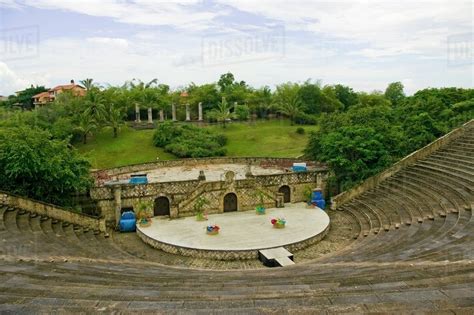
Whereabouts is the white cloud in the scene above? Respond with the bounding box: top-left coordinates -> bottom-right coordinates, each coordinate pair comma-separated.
86,37 -> 129,48
0,62 -> 50,94
7,0 -> 221,31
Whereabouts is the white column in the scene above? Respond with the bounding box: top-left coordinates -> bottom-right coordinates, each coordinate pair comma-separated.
185,104 -> 191,121
147,108 -> 153,124
198,102 -> 203,121
172,104 -> 177,121
135,104 -> 141,122
159,109 -> 164,122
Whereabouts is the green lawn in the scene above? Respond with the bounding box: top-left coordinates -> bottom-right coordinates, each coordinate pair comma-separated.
76,127 -> 175,169
208,120 -> 319,157
76,120 -> 319,169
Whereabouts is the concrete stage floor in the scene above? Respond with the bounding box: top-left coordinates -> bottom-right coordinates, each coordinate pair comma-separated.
137,203 -> 330,252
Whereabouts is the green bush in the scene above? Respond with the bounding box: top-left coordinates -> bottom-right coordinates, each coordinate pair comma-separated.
296,127 -> 305,134
294,112 -> 317,125
153,122 -> 227,158
0,126 -> 92,206
234,104 -> 250,120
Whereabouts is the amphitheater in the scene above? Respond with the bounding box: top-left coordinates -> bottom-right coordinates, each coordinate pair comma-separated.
0,120 -> 473,313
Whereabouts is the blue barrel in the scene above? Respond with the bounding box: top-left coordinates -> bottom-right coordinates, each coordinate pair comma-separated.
119,211 -> 136,232
311,189 -> 326,210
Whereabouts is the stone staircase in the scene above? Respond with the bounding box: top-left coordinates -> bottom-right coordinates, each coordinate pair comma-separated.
0,125 -> 473,313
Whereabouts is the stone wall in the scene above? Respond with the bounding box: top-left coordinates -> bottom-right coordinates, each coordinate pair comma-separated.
331,119 -> 474,210
0,191 -> 106,232
90,160 -> 329,225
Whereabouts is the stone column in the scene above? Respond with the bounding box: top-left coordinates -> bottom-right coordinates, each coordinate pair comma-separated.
198,102 -> 203,121
172,104 -> 177,121
135,104 -> 141,123
159,109 -> 164,122
185,104 -> 191,121
113,186 -> 122,226
147,108 -> 153,124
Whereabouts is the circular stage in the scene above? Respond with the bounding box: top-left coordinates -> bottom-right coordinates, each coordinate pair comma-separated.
136,203 -> 330,260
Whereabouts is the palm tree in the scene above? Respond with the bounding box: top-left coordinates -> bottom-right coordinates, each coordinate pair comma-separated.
275,83 -> 303,125
75,111 -> 97,144
80,78 -> 95,91
127,78 -> 159,122
83,88 -> 106,123
214,97 -> 234,128
104,103 -> 125,138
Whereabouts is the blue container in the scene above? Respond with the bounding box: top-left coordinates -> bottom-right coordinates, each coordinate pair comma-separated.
311,189 -> 326,210
129,175 -> 148,185
292,165 -> 307,172
119,211 -> 136,232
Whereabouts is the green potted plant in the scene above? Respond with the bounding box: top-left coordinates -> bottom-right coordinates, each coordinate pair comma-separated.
303,185 -> 313,208
136,200 -> 153,227
254,190 -> 266,215
194,196 -> 209,221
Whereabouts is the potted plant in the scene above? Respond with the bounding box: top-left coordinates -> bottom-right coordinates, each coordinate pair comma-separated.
136,200 -> 153,227
303,185 -> 314,208
254,190 -> 266,215
206,224 -> 220,235
271,218 -> 286,229
194,196 -> 209,221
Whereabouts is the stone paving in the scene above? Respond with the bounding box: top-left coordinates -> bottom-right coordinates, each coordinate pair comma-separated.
137,203 -> 329,252
123,163 -> 284,183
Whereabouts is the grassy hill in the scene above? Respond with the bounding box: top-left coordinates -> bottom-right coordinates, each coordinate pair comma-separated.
76,120 -> 319,169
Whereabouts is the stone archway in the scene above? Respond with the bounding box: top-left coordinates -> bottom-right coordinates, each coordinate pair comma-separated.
154,196 -> 170,216
278,185 -> 291,203
223,193 -> 238,212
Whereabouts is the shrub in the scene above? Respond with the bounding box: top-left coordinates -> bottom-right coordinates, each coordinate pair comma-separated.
0,126 -> 92,206
234,104 -> 250,120
294,112 -> 317,125
296,127 -> 305,134
153,123 -> 227,158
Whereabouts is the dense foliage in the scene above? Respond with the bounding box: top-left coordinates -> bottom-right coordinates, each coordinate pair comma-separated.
305,87 -> 474,192
0,126 -> 92,206
153,122 -> 227,158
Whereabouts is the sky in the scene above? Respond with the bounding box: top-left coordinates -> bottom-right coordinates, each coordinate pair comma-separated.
0,0 -> 472,96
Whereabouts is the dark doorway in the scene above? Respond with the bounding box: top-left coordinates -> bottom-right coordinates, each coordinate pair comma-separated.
154,197 -> 170,216
279,186 -> 291,203
223,193 -> 238,212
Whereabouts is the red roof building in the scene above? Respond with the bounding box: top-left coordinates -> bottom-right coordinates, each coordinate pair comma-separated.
32,80 -> 86,108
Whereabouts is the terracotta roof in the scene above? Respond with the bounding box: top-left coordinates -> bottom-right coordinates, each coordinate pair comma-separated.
51,84 -> 85,91
32,91 -> 50,99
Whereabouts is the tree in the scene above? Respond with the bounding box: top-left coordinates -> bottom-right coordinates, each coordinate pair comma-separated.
104,103 -> 125,138
83,87 -> 106,122
217,72 -> 235,92
80,78 -> 95,91
298,80 -> 323,114
384,82 -> 405,106
7,85 -> 48,109
211,97 -> 234,128
0,126 -> 92,206
75,111 -> 97,144
334,84 -> 359,110
305,126 -> 392,191
274,82 -> 303,125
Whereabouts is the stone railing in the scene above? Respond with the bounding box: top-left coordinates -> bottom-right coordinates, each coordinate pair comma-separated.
331,119 -> 474,210
0,191 -> 106,232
